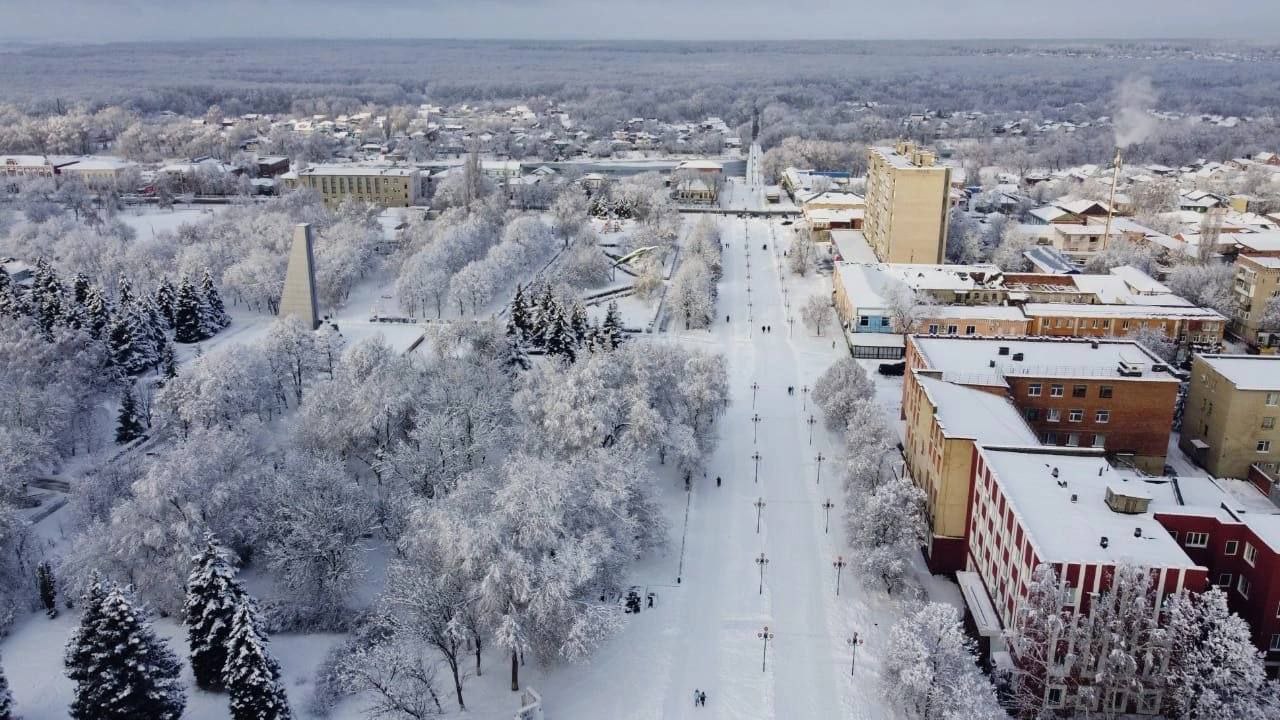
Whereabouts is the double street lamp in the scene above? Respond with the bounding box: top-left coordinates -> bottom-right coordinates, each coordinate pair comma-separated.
758,625 -> 775,673
752,413 -> 762,444
833,556 -> 848,596
754,497 -> 766,534
821,498 -> 834,534
751,451 -> 761,483
754,552 -> 769,595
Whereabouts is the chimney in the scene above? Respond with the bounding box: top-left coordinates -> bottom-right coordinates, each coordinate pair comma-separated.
998,346 -> 1010,356
1100,536 -> 1110,549
1070,494 -> 1078,503
1012,352 -> 1024,361
1090,340 -> 1100,349
1051,467 -> 1059,478
1134,527 -> 1142,538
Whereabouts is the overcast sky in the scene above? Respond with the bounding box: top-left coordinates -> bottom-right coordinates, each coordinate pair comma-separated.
4,0 -> 1280,42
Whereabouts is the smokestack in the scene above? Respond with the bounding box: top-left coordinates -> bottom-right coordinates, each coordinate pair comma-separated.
1103,148 -> 1122,248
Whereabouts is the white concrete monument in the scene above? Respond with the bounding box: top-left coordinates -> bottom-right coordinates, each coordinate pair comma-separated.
279,223 -> 319,330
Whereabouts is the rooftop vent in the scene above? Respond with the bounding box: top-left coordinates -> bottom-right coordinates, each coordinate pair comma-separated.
1152,363 -> 1168,373
1090,341 -> 1100,349
1051,467 -> 1059,478
1105,485 -> 1153,515
998,346 -> 1010,356
1012,352 -> 1025,362
1100,536 -> 1110,549
1117,359 -> 1145,377
989,360 -> 996,368
1134,527 -> 1143,538
1070,494 -> 1078,503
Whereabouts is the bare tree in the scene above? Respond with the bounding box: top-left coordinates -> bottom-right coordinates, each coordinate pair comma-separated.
800,294 -> 834,336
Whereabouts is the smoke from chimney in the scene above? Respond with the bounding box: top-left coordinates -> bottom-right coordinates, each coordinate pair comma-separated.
1113,75 -> 1158,149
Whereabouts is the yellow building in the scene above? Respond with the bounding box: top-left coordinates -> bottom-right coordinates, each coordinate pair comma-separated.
903,371 -> 1038,572
287,165 -> 422,208
1181,354 -> 1280,479
1231,254 -> 1280,350
864,142 -> 951,264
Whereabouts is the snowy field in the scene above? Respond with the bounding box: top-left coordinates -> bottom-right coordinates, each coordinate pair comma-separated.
116,204 -> 227,241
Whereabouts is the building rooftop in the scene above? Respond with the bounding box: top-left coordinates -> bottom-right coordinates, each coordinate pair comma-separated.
298,165 -> 417,177
912,336 -> 1178,386
1240,254 -> 1280,269
1021,303 -> 1223,320
916,374 -> 1039,446
1234,232 -> 1280,253
979,447 -> 1200,567
1197,354 -> 1280,391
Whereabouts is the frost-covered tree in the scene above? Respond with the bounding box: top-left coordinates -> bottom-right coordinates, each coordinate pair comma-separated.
173,275 -> 206,344
263,315 -> 317,405
37,559 -> 58,618
788,228 -> 817,276
846,474 -> 926,594
338,628 -> 445,719
990,226 -> 1037,272
65,580 -> 185,720
200,267 -> 231,335
1005,564 -> 1084,716
1126,324 -> 1178,363
115,382 -> 145,443
670,255 -> 714,329
1071,565 -> 1168,716
800,293 -> 834,336
223,598 -> 293,720
883,603 -> 1004,720
885,283 -> 933,334
1165,261 -> 1236,317
381,562 -> 472,710
813,357 -> 876,431
0,653 -> 11,720
600,301 -> 624,348
185,536 -> 245,691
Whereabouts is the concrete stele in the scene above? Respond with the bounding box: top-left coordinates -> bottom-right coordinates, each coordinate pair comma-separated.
279,223 -> 319,330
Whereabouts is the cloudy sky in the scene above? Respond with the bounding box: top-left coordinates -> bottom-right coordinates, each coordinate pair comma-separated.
4,0 -> 1280,42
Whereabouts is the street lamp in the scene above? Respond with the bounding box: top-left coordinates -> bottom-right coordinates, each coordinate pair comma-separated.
752,413 -> 762,444
822,499 -> 834,534
833,556 -> 847,596
815,452 -> 825,484
754,497 -> 766,534
802,385 -> 810,410
847,633 -> 863,676
806,415 -> 817,445
751,451 -> 761,483
758,625 -> 775,673
751,382 -> 760,409
755,552 -> 769,595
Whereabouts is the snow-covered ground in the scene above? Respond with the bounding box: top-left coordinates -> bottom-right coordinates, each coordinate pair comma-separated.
116,204 -> 226,241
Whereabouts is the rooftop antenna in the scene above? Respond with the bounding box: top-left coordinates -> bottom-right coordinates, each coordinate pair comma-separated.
1103,147 -> 1122,248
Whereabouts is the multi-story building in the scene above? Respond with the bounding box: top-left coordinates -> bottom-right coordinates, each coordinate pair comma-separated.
903,373 -> 1039,572
59,157 -> 135,190
904,336 -> 1180,473
1230,254 -> 1280,350
864,141 -> 951,264
286,165 -> 422,208
1022,303 -> 1226,348
1180,354 -> 1280,479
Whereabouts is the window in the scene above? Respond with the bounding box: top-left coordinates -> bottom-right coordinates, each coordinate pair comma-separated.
1046,686 -> 1065,708
1218,573 -> 1232,587
1184,531 -> 1209,548
1025,408 -> 1040,421
1268,392 -> 1280,406
1047,409 -> 1061,423
1072,384 -> 1087,398
1028,383 -> 1042,397
1069,409 -> 1084,422
965,325 -> 976,335
1265,417 -> 1276,429
1259,441 -> 1273,453
927,324 -> 938,334
1238,574 -> 1252,599
880,317 -> 891,327
946,325 -> 958,335
1067,433 -> 1080,447
1169,530 -> 1178,540
1095,410 -> 1110,423
1245,542 -> 1258,566
1225,540 -> 1239,556
1092,433 -> 1106,448
1050,384 -> 1064,397
1099,385 -> 1113,399
1044,431 -> 1058,444
859,316 -> 870,326
1271,634 -> 1280,652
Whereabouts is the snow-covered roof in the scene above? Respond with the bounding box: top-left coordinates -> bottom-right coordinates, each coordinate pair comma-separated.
829,231 -> 878,264
1021,303 -> 1223,321
676,159 -> 724,171
915,374 -> 1038,445
1198,354 -> 1280,391
978,447 -> 1200,568
912,336 -> 1178,385
1235,232 -> 1280,253
298,165 -> 417,177
1023,246 -> 1077,274
923,305 -> 1026,321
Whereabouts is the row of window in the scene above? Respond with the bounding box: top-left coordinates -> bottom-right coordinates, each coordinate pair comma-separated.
1028,383 -> 1113,399
1041,431 -> 1105,448
1026,408 -> 1110,424
1170,532 -> 1259,565
1046,687 -> 1161,714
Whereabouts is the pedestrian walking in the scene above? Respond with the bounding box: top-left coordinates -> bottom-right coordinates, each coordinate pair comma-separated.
700,691 -> 708,706
694,689 -> 701,707
716,476 -> 722,487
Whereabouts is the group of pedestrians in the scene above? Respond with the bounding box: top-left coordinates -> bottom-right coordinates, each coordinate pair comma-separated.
693,689 -> 708,707
760,325 -> 772,333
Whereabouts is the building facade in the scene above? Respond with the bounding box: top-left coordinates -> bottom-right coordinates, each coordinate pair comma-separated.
864,142 -> 951,264
1230,254 -> 1280,351
288,165 -> 422,207
1180,354 -> 1280,479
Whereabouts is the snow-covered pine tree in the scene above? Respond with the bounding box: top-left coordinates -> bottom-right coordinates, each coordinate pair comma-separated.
570,301 -> 590,348
200,268 -> 230,336
185,536 -> 245,692
116,383 -> 145,443
116,273 -> 134,307
602,300 -> 624,349
223,598 -> 292,720
546,298 -> 578,363
530,283 -> 556,349
107,312 -> 139,373
71,272 -> 92,305
125,301 -> 160,370
159,341 -> 177,381
66,583 -> 185,720
174,275 -> 206,344
36,560 -> 57,618
509,284 -> 532,338
503,322 -> 532,373
0,269 -> 16,318
31,257 -> 64,336
154,279 -> 177,327
140,295 -> 169,363
0,652 -> 12,720
84,284 -> 113,340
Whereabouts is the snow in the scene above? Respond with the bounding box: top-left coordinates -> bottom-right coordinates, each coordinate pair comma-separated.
914,374 -> 1038,445
1196,354 -> 1280,391
117,204 -> 226,241
912,336 -> 1179,384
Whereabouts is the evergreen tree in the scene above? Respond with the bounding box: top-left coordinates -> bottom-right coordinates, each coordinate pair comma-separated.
200,268 -> 230,336
502,325 -> 531,373
154,279 -> 177,327
174,276 -> 206,344
185,537 -> 245,692
223,598 -> 292,720
71,272 -> 92,305
138,296 -> 168,365
0,652 -> 12,720
0,269 -> 15,319
531,283 -> 556,349
117,273 -> 134,307
107,312 -> 143,374
602,300 -> 624,349
37,560 -> 57,618
159,341 -> 177,381
84,284 -> 113,340
570,302 -> 590,347
116,383 -> 145,443
545,298 -> 578,363
66,582 -> 185,720
31,257 -> 64,336
509,284 -> 532,339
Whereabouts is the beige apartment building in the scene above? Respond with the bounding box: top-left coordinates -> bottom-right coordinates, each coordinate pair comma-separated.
863,142 -> 951,264
287,165 -> 422,207
1231,254 -> 1280,351
1181,354 -> 1280,479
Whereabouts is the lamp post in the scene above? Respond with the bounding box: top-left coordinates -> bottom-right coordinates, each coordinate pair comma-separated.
751,451 -> 761,483
758,625 -> 775,673
833,556 -> 847,596
751,382 -> 759,409
807,415 -> 816,445
802,385 -> 810,410
847,633 -> 862,676
755,552 -> 769,595
752,413 -> 762,444
822,499 -> 834,534
754,497 -> 766,534
815,452 -> 825,484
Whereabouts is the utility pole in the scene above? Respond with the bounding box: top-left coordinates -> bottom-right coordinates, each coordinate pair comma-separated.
758,625 -> 775,673
815,452 -> 825,484
754,496 -> 766,533
833,556 -> 847,596
822,499 -> 834,534
751,382 -> 759,409
807,415 -> 817,445
847,633 -> 862,676
751,451 -> 761,483
752,414 -> 762,444
755,552 -> 769,595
